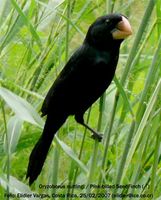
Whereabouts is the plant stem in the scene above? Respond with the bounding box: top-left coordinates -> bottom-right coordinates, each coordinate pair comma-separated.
71,108 -> 91,195
1,100 -> 10,200
98,91 -> 119,185
150,126 -> 161,197
51,143 -> 60,199
66,0 -> 70,62
121,79 -> 161,182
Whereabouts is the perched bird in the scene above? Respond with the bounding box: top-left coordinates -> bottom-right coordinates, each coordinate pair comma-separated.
26,13 -> 132,185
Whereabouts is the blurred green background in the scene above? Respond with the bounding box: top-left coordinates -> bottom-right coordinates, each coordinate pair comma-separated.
0,0 -> 161,199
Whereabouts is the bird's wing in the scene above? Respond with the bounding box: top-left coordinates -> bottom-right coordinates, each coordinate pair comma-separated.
41,46 -> 89,115
41,45 -> 110,116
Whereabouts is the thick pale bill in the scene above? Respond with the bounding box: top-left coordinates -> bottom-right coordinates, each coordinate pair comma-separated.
112,16 -> 132,40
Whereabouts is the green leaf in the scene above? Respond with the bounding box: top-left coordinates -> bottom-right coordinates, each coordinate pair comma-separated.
0,174 -> 37,200
114,75 -> 135,118
0,87 -> 44,128
11,0 -> 42,50
55,136 -> 88,174
122,78 -> 161,181
4,115 -> 22,154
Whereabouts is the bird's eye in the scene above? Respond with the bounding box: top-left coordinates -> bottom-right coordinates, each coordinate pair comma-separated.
105,19 -> 110,24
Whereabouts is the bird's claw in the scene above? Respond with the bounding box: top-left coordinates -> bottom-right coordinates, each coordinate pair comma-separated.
91,133 -> 103,142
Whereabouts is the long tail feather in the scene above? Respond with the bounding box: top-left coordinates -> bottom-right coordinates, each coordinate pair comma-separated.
26,113 -> 67,185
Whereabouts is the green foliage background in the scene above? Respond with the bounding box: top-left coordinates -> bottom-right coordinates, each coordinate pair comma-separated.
0,0 -> 161,199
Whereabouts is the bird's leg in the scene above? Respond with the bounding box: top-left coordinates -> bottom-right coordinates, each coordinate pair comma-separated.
81,122 -> 103,142
75,114 -> 103,142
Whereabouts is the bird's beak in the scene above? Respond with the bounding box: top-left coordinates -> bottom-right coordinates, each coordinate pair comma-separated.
112,16 -> 132,40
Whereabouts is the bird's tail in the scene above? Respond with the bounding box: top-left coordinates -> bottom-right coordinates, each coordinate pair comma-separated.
26,113 -> 67,185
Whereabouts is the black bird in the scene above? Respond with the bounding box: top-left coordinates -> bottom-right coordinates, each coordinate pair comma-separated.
26,13 -> 132,185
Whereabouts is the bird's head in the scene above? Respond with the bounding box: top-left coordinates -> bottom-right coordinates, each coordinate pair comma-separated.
84,13 -> 132,50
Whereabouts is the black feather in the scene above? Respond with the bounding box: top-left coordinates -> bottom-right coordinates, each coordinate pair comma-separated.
27,13 -> 127,185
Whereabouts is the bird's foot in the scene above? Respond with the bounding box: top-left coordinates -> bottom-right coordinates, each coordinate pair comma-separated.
91,132 -> 103,142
